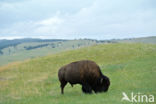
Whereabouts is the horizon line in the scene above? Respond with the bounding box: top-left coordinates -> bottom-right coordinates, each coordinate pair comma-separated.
0,35 -> 155,40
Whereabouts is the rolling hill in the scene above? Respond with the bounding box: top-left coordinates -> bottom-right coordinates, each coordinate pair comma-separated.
0,43 -> 156,104
0,36 -> 155,66
0,39 -> 104,66
117,36 -> 156,44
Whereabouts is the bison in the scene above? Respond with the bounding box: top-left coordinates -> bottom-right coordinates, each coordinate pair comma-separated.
58,60 -> 110,94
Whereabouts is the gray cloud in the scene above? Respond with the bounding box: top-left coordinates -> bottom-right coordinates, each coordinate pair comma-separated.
0,0 -> 156,39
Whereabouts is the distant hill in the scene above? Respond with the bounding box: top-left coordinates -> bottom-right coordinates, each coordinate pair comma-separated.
0,39 -> 105,66
116,36 -> 156,44
0,38 -> 67,50
0,36 -> 155,66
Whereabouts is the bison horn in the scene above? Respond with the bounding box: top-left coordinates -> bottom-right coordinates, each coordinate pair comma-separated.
100,78 -> 103,84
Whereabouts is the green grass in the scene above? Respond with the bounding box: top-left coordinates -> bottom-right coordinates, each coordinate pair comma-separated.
0,43 -> 156,104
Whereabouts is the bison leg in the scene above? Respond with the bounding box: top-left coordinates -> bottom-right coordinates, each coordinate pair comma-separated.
70,83 -> 73,87
60,81 -> 67,94
81,84 -> 92,94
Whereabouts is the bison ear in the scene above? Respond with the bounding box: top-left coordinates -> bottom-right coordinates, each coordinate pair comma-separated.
100,78 -> 103,84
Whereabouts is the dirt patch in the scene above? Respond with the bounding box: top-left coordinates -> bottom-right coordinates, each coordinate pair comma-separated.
0,77 -> 8,81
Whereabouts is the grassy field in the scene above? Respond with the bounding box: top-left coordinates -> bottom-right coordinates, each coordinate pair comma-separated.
0,43 -> 156,104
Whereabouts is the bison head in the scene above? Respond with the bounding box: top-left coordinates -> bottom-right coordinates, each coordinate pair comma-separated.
94,75 -> 110,93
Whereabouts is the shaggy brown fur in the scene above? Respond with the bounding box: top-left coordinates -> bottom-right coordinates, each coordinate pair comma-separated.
58,60 -> 110,94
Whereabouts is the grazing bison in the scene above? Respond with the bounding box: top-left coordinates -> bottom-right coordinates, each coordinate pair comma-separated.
58,60 -> 110,94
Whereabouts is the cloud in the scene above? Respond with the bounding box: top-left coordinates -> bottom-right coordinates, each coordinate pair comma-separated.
0,0 -> 156,39
34,15 -> 64,35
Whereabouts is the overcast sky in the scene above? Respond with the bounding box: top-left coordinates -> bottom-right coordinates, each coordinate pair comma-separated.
0,0 -> 156,39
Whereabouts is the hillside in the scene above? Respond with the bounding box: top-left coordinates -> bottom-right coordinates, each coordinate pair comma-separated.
0,43 -> 156,104
0,36 -> 155,66
0,39 -> 103,66
117,36 -> 156,44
